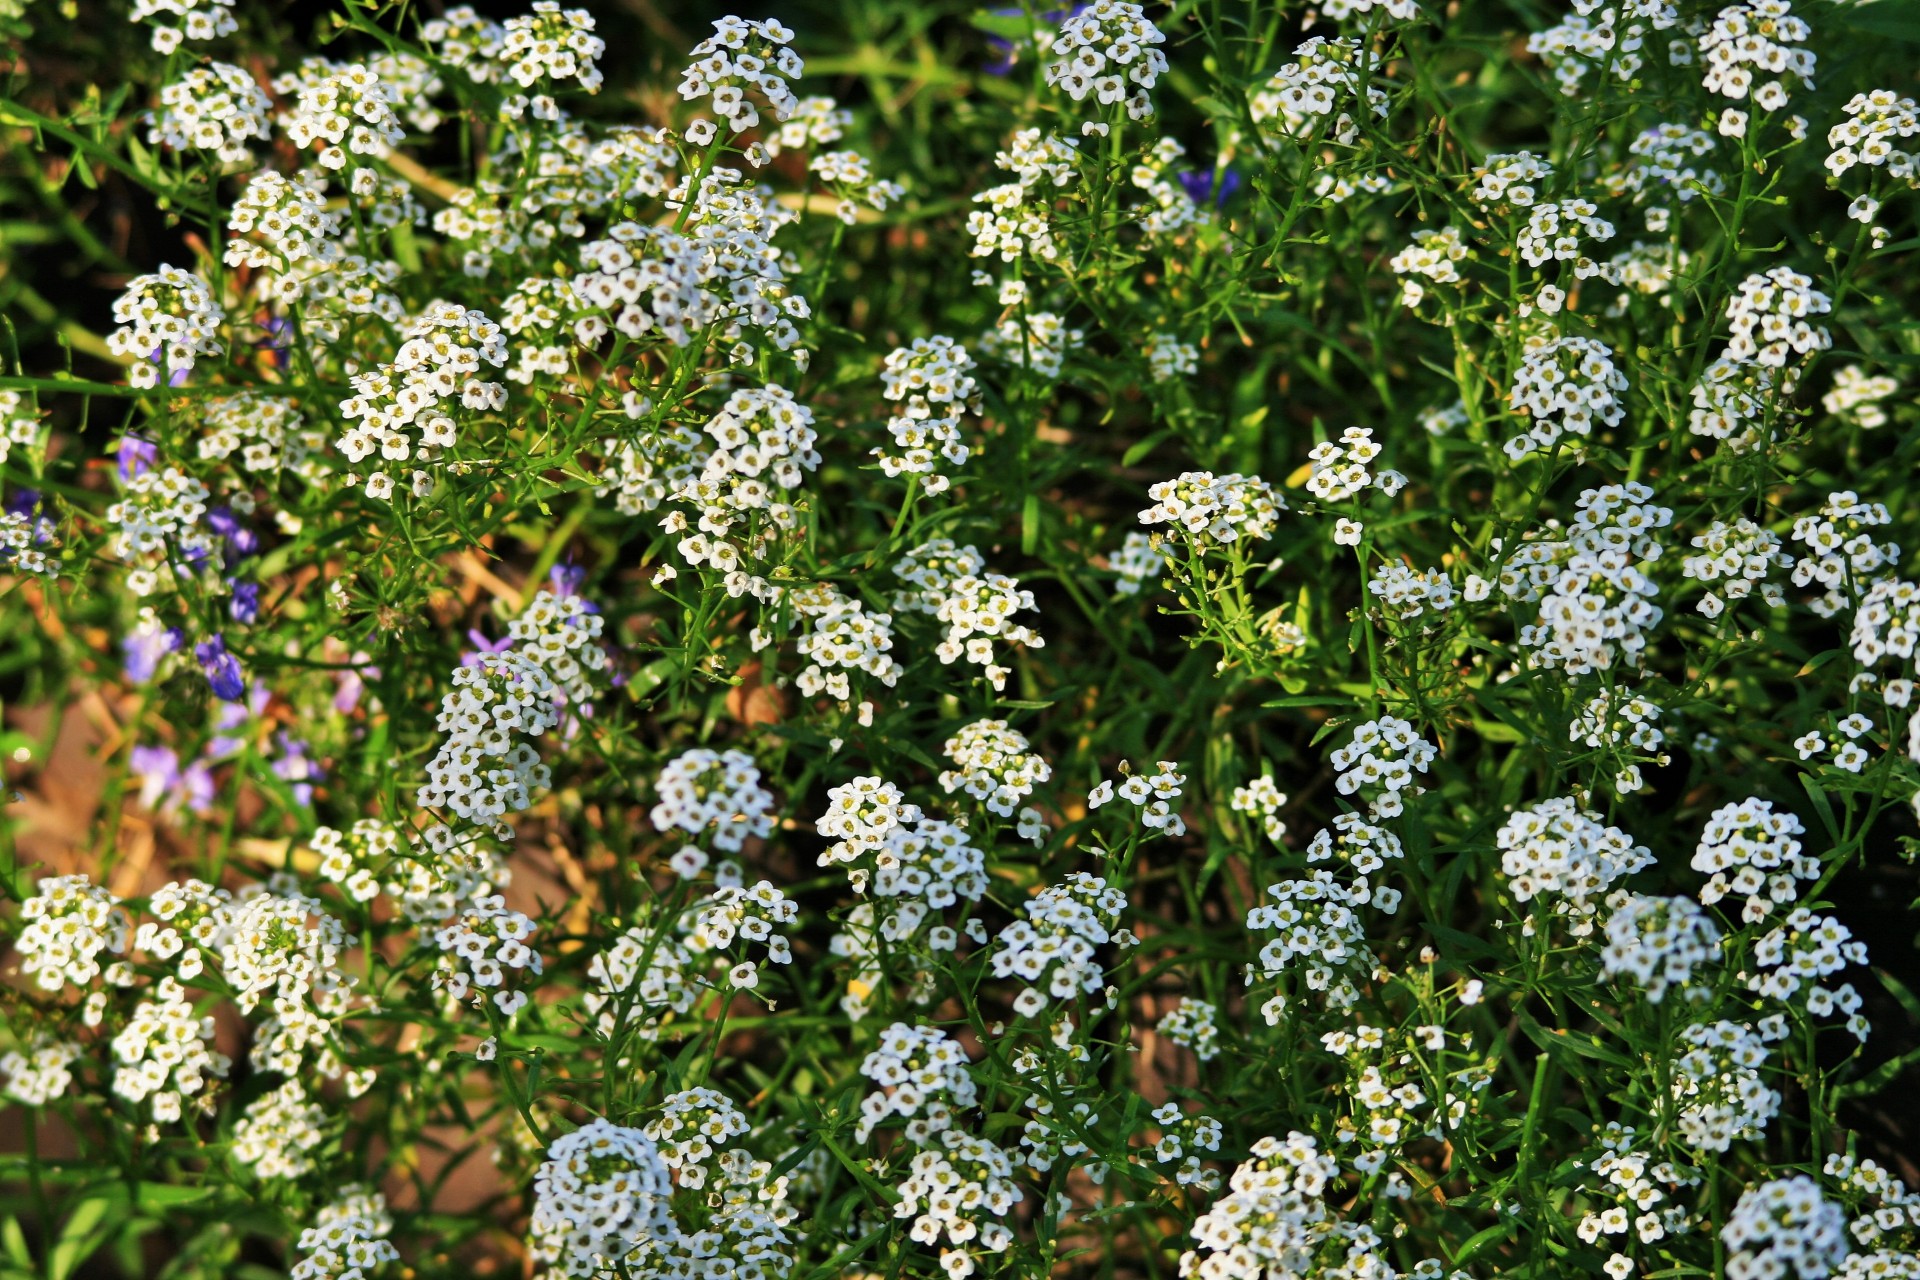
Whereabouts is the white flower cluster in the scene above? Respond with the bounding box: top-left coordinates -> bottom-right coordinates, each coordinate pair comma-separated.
1231,775 -> 1289,845
1749,909 -> 1870,1036
219,889 -> 357,1077
1323,1023 -> 1479,1158
1827,90 -> 1920,195
15,874 -> 128,992
969,130 -> 1078,266
1156,998 -> 1221,1061
892,1130 -> 1021,1276
1693,798 -> 1815,922
1178,1131 -> 1341,1280
291,1185 -> 400,1280
108,266 -> 225,388
431,892 -> 542,1016
1306,426 -> 1385,503
766,94 -> 850,157
1471,151 -> 1551,207
817,776 -> 918,871
1150,1102 -> 1224,1189
792,588 -> 901,706
1140,471 -> 1286,550
1722,1177 -> 1848,1280
1308,812 -> 1405,875
500,3 -> 606,100
1367,564 -> 1451,621
669,384 -> 822,573
149,63 -> 272,166
857,1023 -> 978,1142
1699,0 -> 1815,113
112,976 -> 231,1121
199,393 -> 320,478
1506,335 -> 1629,460
1251,821 -> 1405,1013
1601,894 -> 1722,1003
809,148 -> 906,225
1488,481 -> 1672,673
1,1034 -> 81,1107
1682,518 -> 1791,617
0,508 -> 57,579
1794,492 -> 1900,621
1529,0 -> 1679,98
107,466 -> 211,584
337,302 -> 509,500
499,277 -> 586,382
991,872 -> 1131,1018
1110,530 -> 1168,596
1390,226 -> 1469,307
584,923 -> 698,1040
128,0 -> 235,54
418,650 -> 559,834
1823,1154 -> 1920,1269
1515,198 -> 1615,277
644,1086 -> 749,1186
892,540 -> 1045,691
232,1080 -> 328,1179
1496,797 -> 1653,934
1144,332 -> 1199,382
1330,716 -> 1436,818
1043,0 -> 1168,118
507,588 -> 608,721
679,17 -> 802,133
1247,870 -> 1397,1017
978,310 -> 1083,377
874,336 -> 981,491
650,748 -> 777,853
685,879 -> 798,989
277,62 -> 407,170
1723,267 -> 1832,368
1672,1020 -> 1780,1153
221,168 -> 349,278
1823,365 -> 1900,429
939,719 -> 1052,816
1574,1125 -> 1701,1262
1089,759 -> 1188,837
529,1119 -> 678,1278
1570,690 -> 1667,793
1250,38 -> 1388,144
1610,123 -> 1724,206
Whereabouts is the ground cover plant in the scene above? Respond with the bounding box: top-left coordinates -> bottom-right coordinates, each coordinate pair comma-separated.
1,0 -> 1920,1275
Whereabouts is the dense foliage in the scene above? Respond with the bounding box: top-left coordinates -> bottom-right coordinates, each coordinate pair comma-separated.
1,0 -> 1920,1276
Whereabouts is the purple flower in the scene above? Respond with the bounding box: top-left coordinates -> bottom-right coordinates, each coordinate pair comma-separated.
194,634 -> 247,702
259,317 -> 294,371
230,581 -> 261,625
272,732 -> 321,806
982,5 -> 1079,75
130,745 -> 214,816
1177,168 -> 1241,207
117,437 -> 157,481
145,348 -> 191,389
462,628 -> 516,668
333,656 -> 378,715
206,507 -> 259,559
123,620 -> 184,684
4,489 -> 39,518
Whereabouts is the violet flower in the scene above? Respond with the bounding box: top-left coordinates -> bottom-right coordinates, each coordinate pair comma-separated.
117,437 -> 157,481
194,634 -> 247,702
123,619 -> 184,684
230,581 -> 261,625
130,745 -> 215,815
